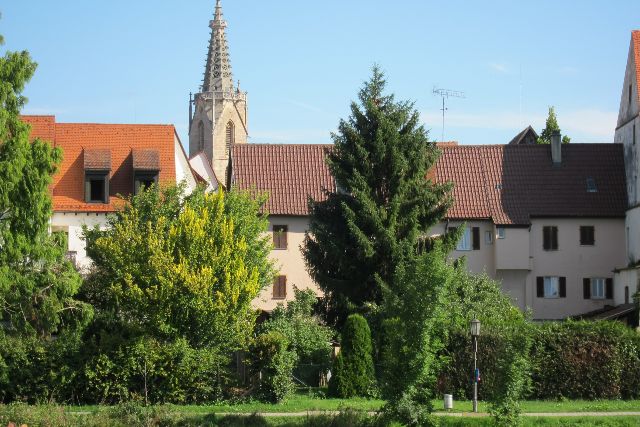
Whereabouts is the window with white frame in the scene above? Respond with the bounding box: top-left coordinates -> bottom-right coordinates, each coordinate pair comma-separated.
456,226 -> 471,251
496,227 -> 505,239
591,278 -> 605,299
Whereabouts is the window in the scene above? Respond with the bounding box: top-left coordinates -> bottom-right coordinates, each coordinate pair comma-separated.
85,172 -> 109,203
625,286 -> 630,304
134,172 -> 159,195
456,226 -> 471,251
273,275 -> 286,299
580,226 -> 595,246
536,276 -> 566,298
586,177 -> 597,193
273,225 -> 288,250
543,226 -> 558,251
583,277 -> 613,300
472,227 -> 480,250
225,121 -> 235,155
497,227 -> 505,239
485,230 -> 493,245
198,121 -> 205,151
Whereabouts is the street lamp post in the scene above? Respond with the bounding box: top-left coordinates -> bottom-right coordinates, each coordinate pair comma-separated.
470,318 -> 481,413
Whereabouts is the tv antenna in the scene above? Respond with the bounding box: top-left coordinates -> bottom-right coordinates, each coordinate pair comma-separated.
433,87 -> 465,142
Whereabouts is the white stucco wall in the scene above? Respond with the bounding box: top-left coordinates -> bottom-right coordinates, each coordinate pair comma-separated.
50,212 -> 109,271
175,135 -> 197,193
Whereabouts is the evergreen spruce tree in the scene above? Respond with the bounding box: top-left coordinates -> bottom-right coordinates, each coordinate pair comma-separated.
537,106 -> 571,144
0,31 -> 90,336
303,66 -> 453,326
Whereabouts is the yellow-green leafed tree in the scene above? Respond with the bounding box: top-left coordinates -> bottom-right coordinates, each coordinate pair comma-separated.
83,185 -> 274,350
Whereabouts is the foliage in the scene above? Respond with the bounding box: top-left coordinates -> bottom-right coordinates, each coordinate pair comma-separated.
0,31 -> 90,337
529,320 -> 640,400
379,247 -> 451,426
328,314 -> 376,398
536,106 -> 571,144
249,331 -> 297,403
260,288 -> 333,386
303,66 -> 454,328
83,186 -> 274,349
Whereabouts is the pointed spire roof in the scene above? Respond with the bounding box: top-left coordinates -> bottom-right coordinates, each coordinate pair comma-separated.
202,0 -> 234,93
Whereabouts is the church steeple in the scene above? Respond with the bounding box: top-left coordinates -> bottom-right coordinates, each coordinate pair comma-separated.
203,0 -> 234,94
189,0 -> 248,187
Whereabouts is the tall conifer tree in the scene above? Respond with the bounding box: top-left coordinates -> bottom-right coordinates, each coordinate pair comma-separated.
303,67 -> 453,326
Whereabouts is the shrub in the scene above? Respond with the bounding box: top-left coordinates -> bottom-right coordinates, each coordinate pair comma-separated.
249,331 -> 297,403
329,314 -> 376,398
260,288 -> 333,386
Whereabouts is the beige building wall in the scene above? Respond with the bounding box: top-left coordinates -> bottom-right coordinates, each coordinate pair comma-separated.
253,215 -> 321,311
50,212 -> 109,272
529,218 -> 626,319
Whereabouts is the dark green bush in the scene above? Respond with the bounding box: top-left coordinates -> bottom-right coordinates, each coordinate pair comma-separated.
248,331 -> 297,403
328,314 -> 376,398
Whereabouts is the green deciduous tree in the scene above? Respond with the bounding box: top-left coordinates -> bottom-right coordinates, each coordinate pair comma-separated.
303,66 -> 453,327
0,31 -> 90,337
328,313 -> 376,398
83,186 -> 274,349
537,106 -> 570,144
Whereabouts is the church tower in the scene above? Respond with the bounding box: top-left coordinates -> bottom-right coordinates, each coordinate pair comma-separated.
189,0 -> 248,185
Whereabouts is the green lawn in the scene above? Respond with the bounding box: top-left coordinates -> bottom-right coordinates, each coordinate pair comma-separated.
67,392 -> 640,415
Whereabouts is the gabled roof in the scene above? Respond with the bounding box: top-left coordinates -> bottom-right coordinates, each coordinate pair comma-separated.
232,144 -> 335,215
21,115 -> 180,213
231,142 -> 627,224
508,126 -> 539,145
633,30 -> 640,105
436,144 -> 627,225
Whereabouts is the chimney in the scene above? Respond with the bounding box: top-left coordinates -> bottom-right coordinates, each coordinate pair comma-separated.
551,130 -> 562,165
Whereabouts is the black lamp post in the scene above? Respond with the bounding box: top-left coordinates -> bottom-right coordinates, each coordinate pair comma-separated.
470,318 -> 481,413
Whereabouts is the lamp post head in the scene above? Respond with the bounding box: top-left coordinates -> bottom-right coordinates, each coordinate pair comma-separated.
470,318 -> 481,337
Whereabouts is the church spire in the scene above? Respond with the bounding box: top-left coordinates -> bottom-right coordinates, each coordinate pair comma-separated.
202,0 -> 234,93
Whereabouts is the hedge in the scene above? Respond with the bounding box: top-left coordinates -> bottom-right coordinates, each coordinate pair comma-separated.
439,320 -> 640,401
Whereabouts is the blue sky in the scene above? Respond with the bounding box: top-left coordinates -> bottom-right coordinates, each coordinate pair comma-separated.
2,1 -> 638,146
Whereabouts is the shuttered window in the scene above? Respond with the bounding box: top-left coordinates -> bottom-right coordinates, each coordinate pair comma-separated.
584,278 -> 613,299
580,226 -> 595,246
537,276 -> 566,298
273,275 -> 287,299
273,225 -> 288,249
543,226 -> 558,251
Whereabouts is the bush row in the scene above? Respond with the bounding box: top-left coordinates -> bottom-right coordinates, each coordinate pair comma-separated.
0,332 -> 229,405
439,320 -> 640,401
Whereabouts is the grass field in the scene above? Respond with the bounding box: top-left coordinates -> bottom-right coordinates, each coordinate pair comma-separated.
69,392 -> 640,415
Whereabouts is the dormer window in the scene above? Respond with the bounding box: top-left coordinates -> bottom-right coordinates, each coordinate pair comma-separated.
84,149 -> 111,204
132,149 -> 160,195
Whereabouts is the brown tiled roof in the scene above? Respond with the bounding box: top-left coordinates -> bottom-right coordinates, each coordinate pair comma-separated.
231,144 -> 335,215
633,30 -> 640,105
84,149 -> 111,170
232,142 -> 626,224
21,115 -> 178,213
132,149 -> 161,171
436,144 -> 627,225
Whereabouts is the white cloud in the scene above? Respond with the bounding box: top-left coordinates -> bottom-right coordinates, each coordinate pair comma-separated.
489,62 -> 510,74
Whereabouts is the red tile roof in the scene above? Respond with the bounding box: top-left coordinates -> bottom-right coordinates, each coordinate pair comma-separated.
232,143 -> 627,224
633,30 -> 640,105
21,115 -> 178,213
232,144 -> 335,215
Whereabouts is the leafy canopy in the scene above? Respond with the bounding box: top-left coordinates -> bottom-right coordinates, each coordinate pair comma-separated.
537,106 -> 570,144
0,30 -> 90,337
304,66 -> 453,326
83,185 -> 274,349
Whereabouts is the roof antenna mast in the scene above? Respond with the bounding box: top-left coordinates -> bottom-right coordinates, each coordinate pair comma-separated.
432,87 -> 465,142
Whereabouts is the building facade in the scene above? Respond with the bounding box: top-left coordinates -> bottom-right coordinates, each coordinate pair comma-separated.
22,115 -> 199,270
